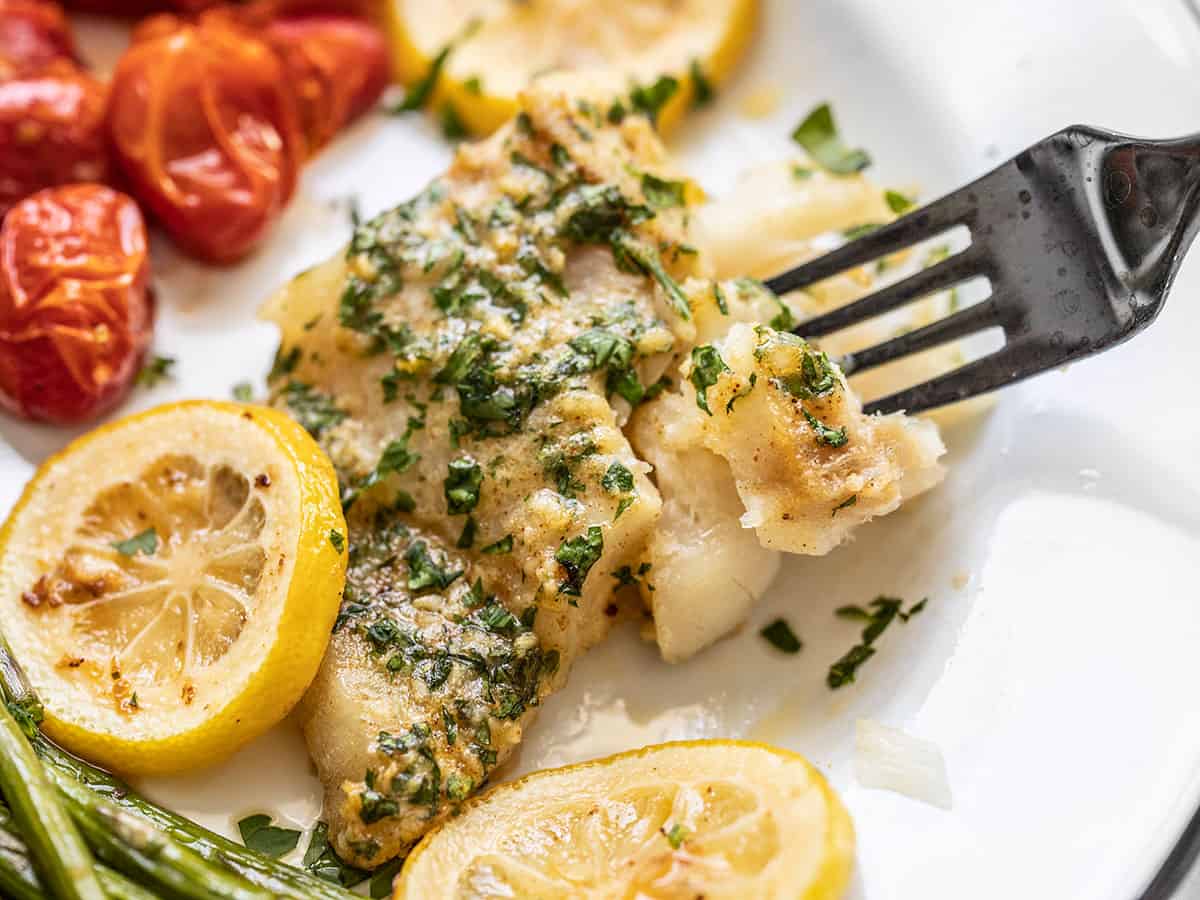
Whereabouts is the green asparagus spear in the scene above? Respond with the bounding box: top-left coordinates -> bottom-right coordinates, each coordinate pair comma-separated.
0,695 -> 106,900
60,779 -> 270,900
0,804 -> 158,900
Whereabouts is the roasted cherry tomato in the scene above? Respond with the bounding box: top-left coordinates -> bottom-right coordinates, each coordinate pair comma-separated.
259,15 -> 389,156
0,62 -> 109,218
61,0 -> 221,17
0,185 -> 152,424
0,0 -> 77,78
107,18 -> 303,264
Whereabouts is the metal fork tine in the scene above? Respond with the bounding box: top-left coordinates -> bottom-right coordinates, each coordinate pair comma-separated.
863,347 -> 1021,415
840,298 -> 1002,376
796,250 -> 982,338
764,191 -> 973,296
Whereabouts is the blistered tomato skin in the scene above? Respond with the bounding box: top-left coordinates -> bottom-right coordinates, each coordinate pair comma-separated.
107,20 -> 303,264
0,185 -> 152,424
260,16 -> 390,156
0,63 -> 109,218
0,0 -> 78,77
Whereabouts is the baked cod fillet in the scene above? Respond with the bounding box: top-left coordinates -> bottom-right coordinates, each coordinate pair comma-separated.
263,91 -> 696,867
262,89 -> 944,865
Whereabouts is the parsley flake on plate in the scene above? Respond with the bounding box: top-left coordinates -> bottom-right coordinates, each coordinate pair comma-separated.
791,103 -> 872,175
760,618 -> 802,654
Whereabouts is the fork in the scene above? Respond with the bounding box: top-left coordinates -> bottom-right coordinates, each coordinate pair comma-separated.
765,126 -> 1200,415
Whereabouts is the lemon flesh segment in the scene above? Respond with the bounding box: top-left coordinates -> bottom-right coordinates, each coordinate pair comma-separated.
386,0 -> 759,136
395,740 -> 855,900
0,401 -> 346,776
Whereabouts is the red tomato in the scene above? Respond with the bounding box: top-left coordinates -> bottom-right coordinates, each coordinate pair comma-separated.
0,185 -> 152,424
259,15 -> 390,156
0,63 -> 110,219
0,0 -> 78,78
107,19 -> 303,264
60,0 -> 222,17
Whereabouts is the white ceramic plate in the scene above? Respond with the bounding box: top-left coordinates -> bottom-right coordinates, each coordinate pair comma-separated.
5,1 -> 1200,897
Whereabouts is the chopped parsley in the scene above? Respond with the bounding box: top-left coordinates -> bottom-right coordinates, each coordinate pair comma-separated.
760,618 -> 802,654
444,456 -> 483,515
791,103 -> 871,175
270,345 -> 301,379
329,530 -> 346,553
802,408 -> 849,448
689,344 -> 728,415
404,540 -> 463,593
302,822 -> 370,887
569,328 -> 646,405
136,355 -> 175,388
885,189 -> 915,214
237,814 -> 301,858
232,381 -> 254,402
689,58 -> 714,107
111,528 -> 157,557
641,173 -> 687,209
610,231 -> 690,320
828,596 -> 927,688
456,516 -> 477,549
629,74 -> 679,125
342,434 -> 421,508
665,823 -> 689,849
280,381 -> 346,438
480,534 -> 513,554
792,164 -> 814,180
832,494 -> 858,515
440,102 -> 468,141
725,372 -> 757,414
392,44 -> 451,112
601,461 -> 634,494
555,526 -> 603,596
611,561 -> 652,590
713,282 -> 729,315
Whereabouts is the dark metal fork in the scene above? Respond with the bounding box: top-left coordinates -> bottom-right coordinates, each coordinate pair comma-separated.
766,126 -> 1200,414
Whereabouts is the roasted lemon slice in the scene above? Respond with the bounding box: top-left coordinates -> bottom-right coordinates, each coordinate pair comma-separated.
395,740 -> 855,899
0,401 -> 346,776
386,0 -> 758,136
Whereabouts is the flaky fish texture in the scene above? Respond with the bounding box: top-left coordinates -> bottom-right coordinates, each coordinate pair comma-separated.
262,89 -> 944,865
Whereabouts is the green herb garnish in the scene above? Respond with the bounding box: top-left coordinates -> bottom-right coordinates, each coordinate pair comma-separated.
689,344 -> 728,415
828,596 -> 927,688
601,461 -> 634,494
760,618 -> 802,654
802,409 -> 848,447
329,530 -> 345,553
136,355 -> 175,388
111,528 -> 157,557
444,456 -> 483,515
665,823 -> 689,849
791,103 -> 871,175
689,58 -> 713,107
641,173 -> 687,209
237,814 -> 302,858
555,526 -> 603,596
629,74 -> 679,124
885,189 -> 915,214
481,534 -> 513,555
